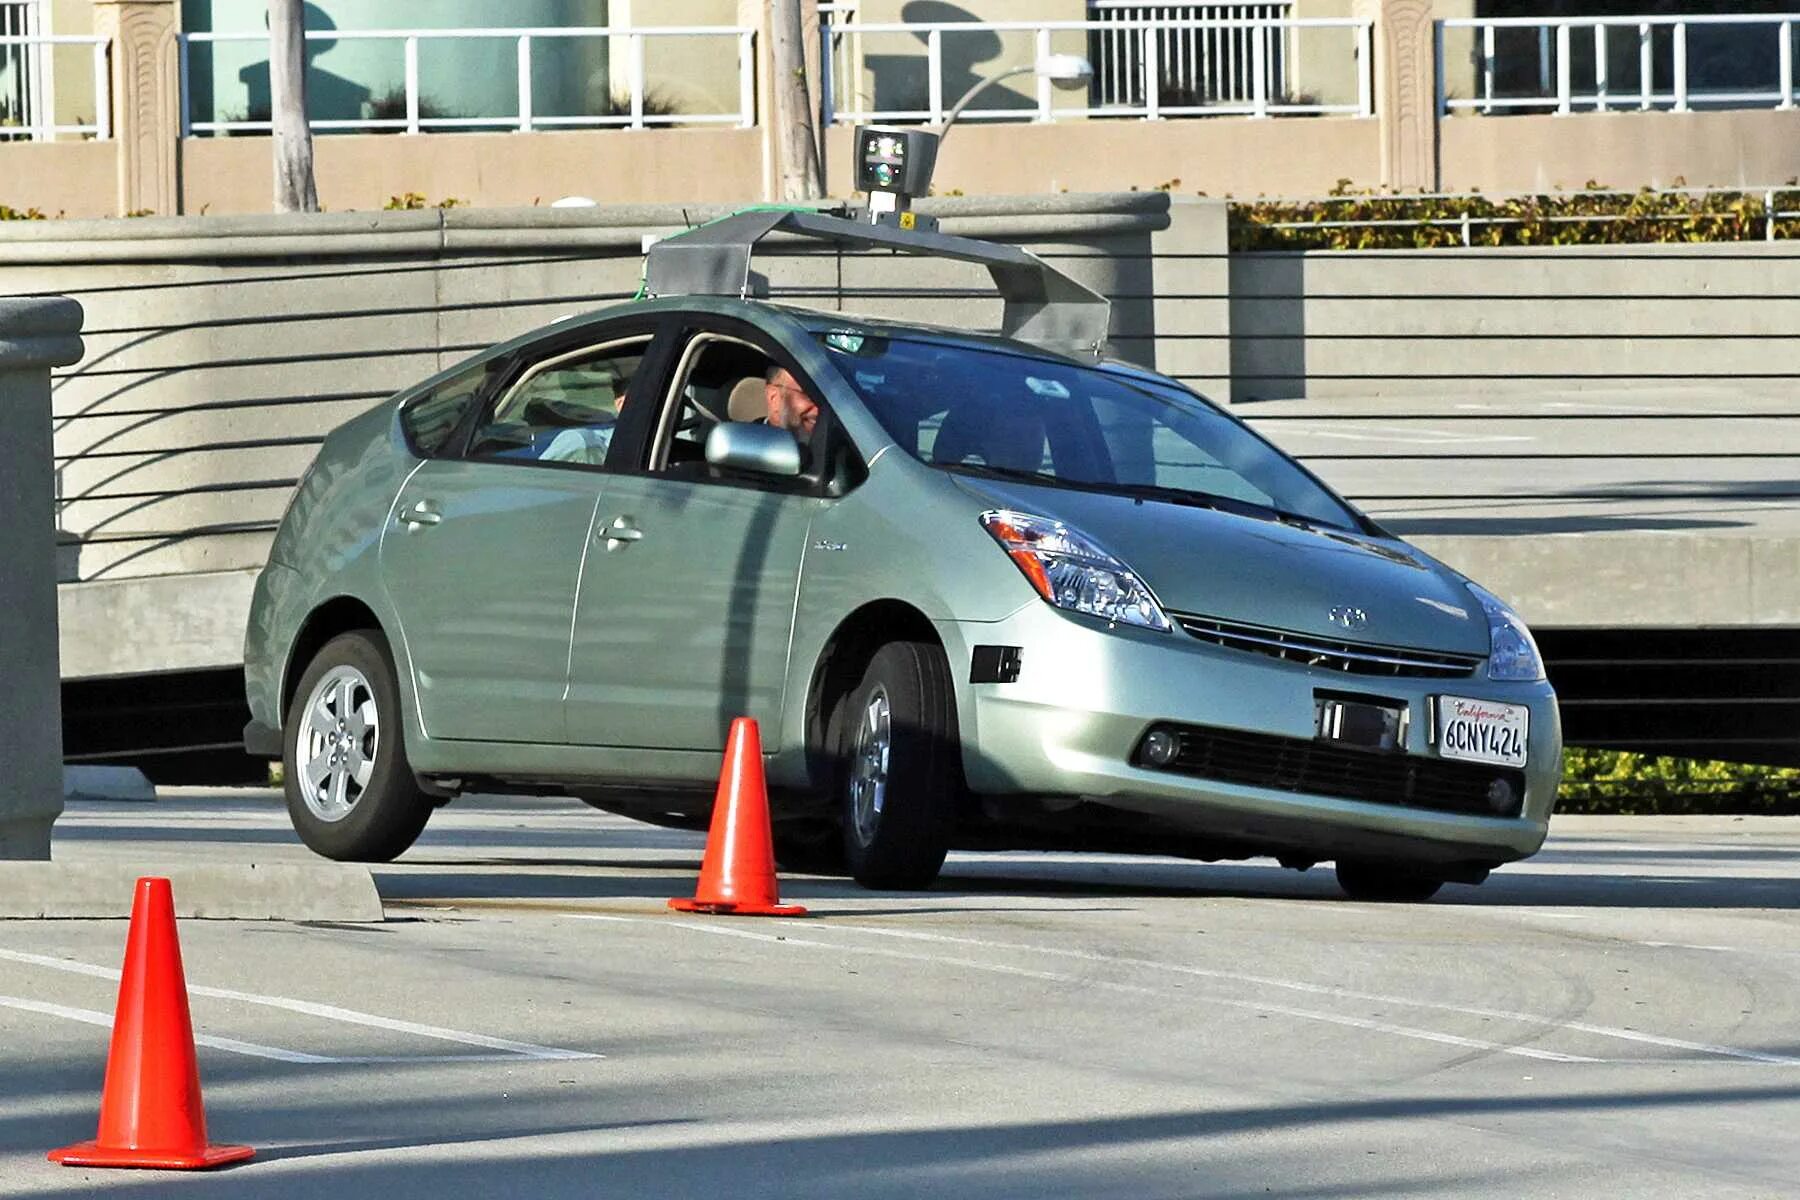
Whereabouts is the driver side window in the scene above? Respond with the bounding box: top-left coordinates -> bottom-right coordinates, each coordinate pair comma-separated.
468,336 -> 649,468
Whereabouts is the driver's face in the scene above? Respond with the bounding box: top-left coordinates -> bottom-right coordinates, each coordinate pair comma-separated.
765,367 -> 819,436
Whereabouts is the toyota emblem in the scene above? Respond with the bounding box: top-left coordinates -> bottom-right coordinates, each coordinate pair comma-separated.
1327,606 -> 1368,630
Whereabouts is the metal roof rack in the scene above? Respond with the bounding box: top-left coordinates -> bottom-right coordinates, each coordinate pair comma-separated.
641,207 -> 1112,358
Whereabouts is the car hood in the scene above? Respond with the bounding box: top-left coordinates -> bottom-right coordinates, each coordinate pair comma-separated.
953,477 -> 1490,655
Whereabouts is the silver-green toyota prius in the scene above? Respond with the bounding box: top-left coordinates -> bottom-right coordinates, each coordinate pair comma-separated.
244,210 -> 1560,902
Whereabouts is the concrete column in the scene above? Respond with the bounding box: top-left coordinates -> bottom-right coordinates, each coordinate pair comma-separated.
92,0 -> 180,217
1359,0 -> 1439,191
0,298 -> 85,861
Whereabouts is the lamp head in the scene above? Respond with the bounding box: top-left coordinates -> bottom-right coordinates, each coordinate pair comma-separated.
1037,54 -> 1094,90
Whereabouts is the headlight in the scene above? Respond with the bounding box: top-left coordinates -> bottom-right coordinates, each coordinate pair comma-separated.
980,510 -> 1171,632
1466,582 -> 1544,682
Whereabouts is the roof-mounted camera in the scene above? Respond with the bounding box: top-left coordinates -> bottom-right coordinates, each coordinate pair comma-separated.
853,126 -> 940,233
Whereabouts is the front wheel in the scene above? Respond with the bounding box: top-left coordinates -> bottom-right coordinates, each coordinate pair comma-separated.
284,629 -> 433,863
838,640 -> 961,890
1335,859 -> 1446,903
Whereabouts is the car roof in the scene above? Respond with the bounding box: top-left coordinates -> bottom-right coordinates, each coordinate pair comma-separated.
410,293 -> 1175,406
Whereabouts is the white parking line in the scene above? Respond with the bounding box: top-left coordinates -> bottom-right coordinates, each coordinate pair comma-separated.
813,924 -> 1800,1068
1642,941 -> 1800,961
0,947 -> 598,1062
0,994 -> 334,1063
576,916 -> 1594,1064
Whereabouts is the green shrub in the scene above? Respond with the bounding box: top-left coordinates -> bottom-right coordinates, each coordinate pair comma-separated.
1558,747 -> 1800,815
0,203 -> 46,220
1232,179 -> 1800,251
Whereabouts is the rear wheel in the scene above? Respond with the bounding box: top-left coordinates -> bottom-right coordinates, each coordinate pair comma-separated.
838,640 -> 960,890
284,630 -> 433,863
1335,859 -> 1445,903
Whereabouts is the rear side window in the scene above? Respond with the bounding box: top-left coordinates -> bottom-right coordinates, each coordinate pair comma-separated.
400,363 -> 491,458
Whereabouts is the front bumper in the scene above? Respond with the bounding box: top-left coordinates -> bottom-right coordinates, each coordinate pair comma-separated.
936,603 -> 1561,867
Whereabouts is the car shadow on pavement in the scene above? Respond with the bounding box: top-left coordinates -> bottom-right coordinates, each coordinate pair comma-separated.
12,1079 -> 1800,1198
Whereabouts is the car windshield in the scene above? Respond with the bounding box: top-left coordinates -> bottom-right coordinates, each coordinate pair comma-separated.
816,333 -> 1360,530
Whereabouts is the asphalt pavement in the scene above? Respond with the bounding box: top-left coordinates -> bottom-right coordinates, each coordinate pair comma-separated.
3,791 -> 1797,1198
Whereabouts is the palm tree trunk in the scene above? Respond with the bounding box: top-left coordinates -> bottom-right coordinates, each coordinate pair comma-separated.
769,0 -> 824,200
269,0 -> 318,212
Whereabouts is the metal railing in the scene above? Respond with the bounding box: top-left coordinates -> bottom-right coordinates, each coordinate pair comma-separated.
819,9 -> 1370,124
1441,13 -> 1800,116
1239,185 -> 1800,247
0,32 -> 109,139
177,25 -> 756,136
1088,1 -> 1294,111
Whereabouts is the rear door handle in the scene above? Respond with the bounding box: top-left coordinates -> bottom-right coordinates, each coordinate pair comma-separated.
599,515 -> 643,547
396,500 -> 442,530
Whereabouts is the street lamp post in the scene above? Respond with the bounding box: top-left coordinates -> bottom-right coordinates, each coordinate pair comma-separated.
938,53 -> 1094,149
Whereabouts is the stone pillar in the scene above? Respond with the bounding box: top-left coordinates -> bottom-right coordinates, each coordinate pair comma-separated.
0,298 -> 84,860
1359,0 -> 1438,192
92,0 -> 180,217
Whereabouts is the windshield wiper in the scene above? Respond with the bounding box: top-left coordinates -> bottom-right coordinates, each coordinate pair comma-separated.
941,464 -> 1352,531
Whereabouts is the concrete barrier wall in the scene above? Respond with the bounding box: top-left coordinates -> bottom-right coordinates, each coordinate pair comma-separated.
5,193 -> 1221,679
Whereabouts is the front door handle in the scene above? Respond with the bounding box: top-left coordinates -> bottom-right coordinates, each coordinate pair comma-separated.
396,500 -> 442,530
599,515 -> 644,548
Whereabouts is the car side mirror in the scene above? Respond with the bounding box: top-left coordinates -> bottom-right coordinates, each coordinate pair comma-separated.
705,422 -> 802,478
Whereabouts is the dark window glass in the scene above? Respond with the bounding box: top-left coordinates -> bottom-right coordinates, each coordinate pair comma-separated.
818,333 -> 1359,530
468,338 -> 649,467
400,363 -> 490,458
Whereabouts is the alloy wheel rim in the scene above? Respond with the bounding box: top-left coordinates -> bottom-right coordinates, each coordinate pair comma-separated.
849,686 -> 892,846
298,665 -> 380,823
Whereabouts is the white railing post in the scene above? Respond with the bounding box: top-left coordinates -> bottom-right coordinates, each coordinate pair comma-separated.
1672,21 -> 1688,112
24,2 -> 44,139
93,37 -> 110,139
1142,23 -> 1159,120
926,27 -> 942,122
630,32 -> 645,128
1555,22 -> 1571,114
1251,19 -> 1268,116
1481,22 -> 1495,114
1781,21 -> 1794,110
517,35 -> 532,131
1768,188 -> 1778,241
739,30 -> 756,128
1035,26 -> 1052,121
404,35 -> 420,132
1358,20 -> 1373,118
1594,23 -> 1608,112
1537,24 -> 1551,97
177,33 -> 192,136
1638,22 -> 1651,110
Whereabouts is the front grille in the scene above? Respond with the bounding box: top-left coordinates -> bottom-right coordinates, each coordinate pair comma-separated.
1171,612 -> 1482,680
1145,723 -> 1525,819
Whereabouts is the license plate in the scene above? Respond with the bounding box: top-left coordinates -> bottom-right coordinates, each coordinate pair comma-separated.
1435,696 -> 1530,768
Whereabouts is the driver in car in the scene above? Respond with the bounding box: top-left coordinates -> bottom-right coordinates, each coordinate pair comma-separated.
763,365 -> 819,441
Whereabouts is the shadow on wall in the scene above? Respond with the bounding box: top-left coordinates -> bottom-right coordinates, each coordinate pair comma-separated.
235,4 -> 371,125
1228,253 -> 1306,403
866,2 -> 1038,116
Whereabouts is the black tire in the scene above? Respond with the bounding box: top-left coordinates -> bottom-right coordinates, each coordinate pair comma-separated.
772,819 -> 849,876
283,629 -> 433,863
1335,859 -> 1445,903
838,640 -> 960,890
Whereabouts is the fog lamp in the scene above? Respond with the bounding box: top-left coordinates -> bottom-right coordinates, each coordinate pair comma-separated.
1486,776 -> 1518,814
1141,729 -> 1180,768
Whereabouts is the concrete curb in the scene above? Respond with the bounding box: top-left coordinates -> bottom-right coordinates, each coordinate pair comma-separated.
63,766 -> 156,804
0,863 -> 384,921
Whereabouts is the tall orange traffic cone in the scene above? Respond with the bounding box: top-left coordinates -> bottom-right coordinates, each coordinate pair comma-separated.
669,718 -> 808,917
49,877 -> 255,1171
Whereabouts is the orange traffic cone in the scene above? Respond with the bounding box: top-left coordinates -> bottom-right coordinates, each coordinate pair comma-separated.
49,877 -> 255,1171
669,718 -> 808,917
